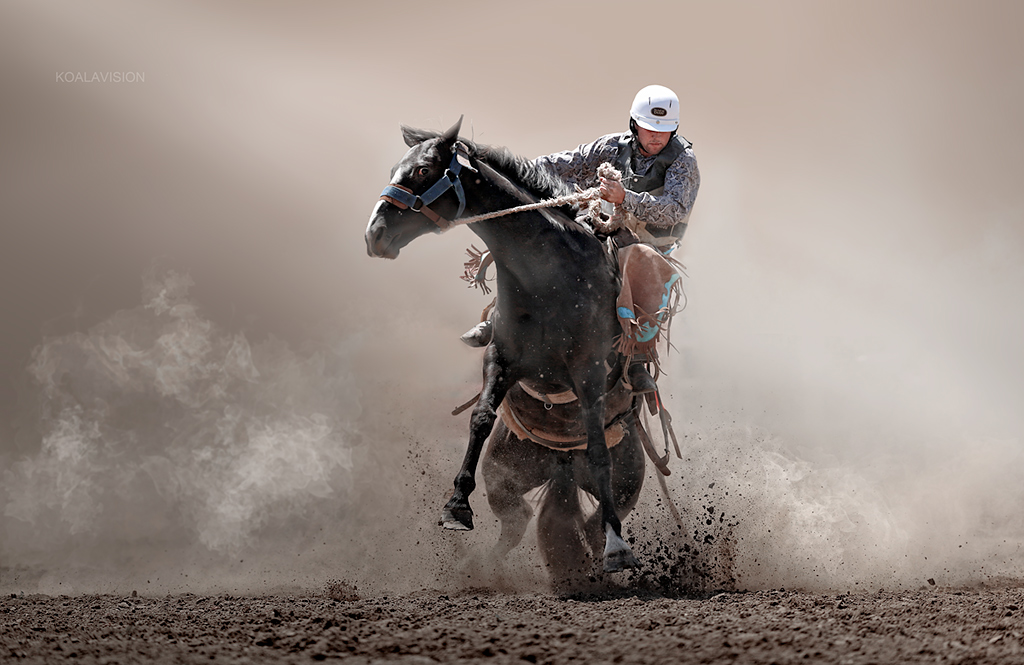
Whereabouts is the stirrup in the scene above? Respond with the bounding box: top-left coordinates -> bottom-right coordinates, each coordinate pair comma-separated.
460,320 -> 493,348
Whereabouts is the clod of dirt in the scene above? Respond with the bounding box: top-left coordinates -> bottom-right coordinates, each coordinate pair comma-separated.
323,578 -> 359,601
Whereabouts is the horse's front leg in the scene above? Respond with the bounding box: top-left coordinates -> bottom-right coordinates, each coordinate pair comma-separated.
440,344 -> 513,531
577,362 -> 639,573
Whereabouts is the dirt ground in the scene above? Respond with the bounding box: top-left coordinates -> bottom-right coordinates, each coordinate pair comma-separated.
3,583 -> 1023,664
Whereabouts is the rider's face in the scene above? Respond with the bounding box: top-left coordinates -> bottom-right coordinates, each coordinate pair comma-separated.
636,127 -> 672,157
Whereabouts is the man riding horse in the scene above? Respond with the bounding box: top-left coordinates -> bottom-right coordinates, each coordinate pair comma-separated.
366,86 -> 699,578
461,84 -> 701,394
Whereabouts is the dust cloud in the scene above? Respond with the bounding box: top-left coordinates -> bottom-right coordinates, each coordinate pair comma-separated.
1,0 -> 1023,596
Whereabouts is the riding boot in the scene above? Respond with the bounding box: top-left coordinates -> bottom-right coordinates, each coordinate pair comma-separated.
626,357 -> 658,395
460,319 -> 493,348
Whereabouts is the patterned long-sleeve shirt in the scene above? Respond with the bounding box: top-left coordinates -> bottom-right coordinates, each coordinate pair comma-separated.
534,132 -> 700,231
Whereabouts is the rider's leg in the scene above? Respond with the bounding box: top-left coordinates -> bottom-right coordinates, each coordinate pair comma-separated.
461,298 -> 496,347
626,352 -> 658,395
460,319 -> 493,347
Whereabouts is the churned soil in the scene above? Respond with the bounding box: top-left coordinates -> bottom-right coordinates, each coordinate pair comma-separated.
3,583 -> 1024,664
2,582 -> 1024,659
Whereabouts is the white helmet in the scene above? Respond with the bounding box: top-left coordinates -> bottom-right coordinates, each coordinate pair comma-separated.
629,84 -> 679,133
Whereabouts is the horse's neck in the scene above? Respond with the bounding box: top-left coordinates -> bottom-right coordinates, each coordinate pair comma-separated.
465,161 -> 564,275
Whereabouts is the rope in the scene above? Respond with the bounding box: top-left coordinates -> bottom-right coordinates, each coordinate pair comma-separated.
451,162 -> 624,227
452,186 -> 603,226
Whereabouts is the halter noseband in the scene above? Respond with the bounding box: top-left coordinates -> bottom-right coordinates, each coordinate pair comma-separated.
379,142 -> 474,231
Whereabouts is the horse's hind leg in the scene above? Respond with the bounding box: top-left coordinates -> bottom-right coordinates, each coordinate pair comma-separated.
482,421 -> 553,560
537,453 -> 592,590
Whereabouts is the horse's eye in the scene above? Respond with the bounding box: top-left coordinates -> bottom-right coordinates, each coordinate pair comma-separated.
418,167 -> 430,177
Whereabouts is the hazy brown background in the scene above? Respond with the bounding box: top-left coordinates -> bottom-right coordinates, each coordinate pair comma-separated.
1,0 -> 1023,595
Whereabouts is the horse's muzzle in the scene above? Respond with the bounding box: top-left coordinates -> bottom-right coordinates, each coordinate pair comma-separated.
365,203 -> 398,259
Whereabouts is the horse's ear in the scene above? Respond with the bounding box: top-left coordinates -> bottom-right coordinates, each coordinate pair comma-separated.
401,125 -> 430,147
439,115 -> 463,147
399,117 -> 461,148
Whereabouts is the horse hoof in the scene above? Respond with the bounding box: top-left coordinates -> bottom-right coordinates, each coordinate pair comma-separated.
603,549 -> 639,573
602,522 -> 638,573
439,506 -> 474,531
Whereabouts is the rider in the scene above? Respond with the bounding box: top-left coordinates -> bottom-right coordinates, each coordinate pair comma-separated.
461,84 -> 700,394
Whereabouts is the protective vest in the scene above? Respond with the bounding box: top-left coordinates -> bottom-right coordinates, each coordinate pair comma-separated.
613,134 -> 691,248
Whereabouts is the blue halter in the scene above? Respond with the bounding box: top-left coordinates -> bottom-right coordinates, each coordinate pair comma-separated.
379,142 -> 472,230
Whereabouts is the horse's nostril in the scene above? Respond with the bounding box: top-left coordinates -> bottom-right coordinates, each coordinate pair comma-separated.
366,221 -> 387,256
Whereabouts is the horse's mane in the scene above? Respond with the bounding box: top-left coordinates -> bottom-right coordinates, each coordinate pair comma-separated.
470,143 -> 572,201
401,126 -> 592,235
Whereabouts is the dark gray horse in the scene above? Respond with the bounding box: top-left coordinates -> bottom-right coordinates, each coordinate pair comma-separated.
365,118 -> 645,577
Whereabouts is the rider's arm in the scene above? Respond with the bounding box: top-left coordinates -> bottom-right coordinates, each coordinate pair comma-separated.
621,150 -> 700,229
534,134 -> 621,190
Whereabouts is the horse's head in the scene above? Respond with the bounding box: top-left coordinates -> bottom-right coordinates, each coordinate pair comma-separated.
365,116 -> 470,259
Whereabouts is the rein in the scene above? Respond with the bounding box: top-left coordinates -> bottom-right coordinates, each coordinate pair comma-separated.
379,141 -> 607,230
452,160 -> 623,228
453,186 -> 603,227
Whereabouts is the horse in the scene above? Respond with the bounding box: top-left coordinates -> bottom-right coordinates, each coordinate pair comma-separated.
364,117 -> 647,579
